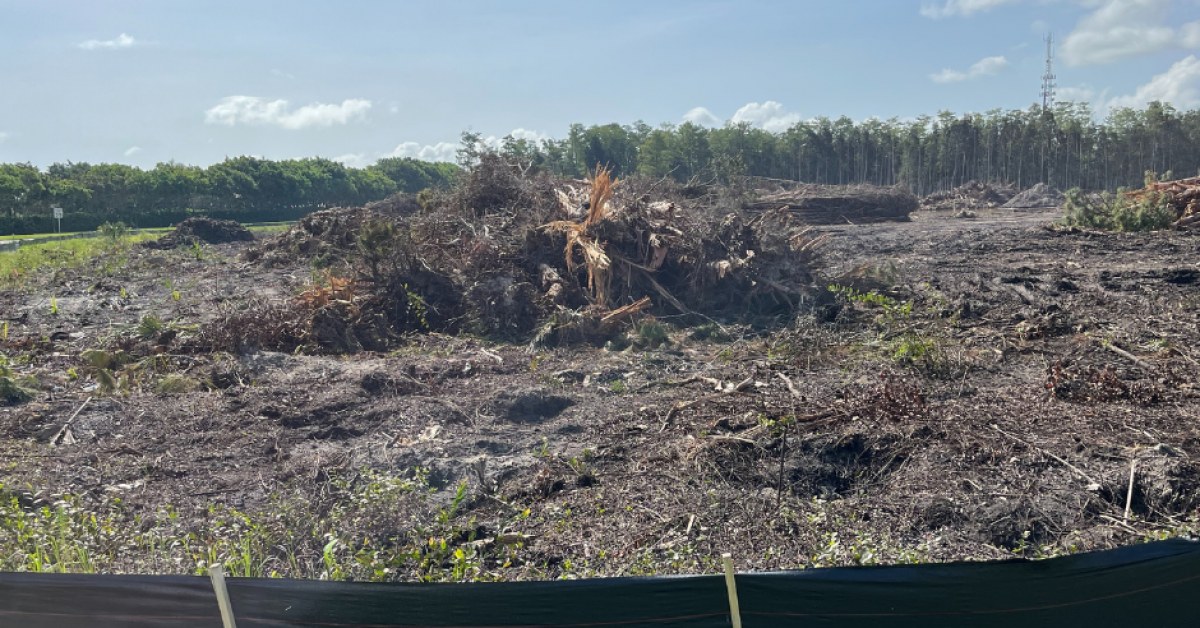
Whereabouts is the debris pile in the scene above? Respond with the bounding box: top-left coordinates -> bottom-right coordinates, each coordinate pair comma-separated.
239,153 -> 827,351
244,194 -> 421,264
745,184 -> 917,224
921,181 -> 1017,211
145,217 -> 254,250
1125,176 -> 1200,229
1003,183 -> 1065,209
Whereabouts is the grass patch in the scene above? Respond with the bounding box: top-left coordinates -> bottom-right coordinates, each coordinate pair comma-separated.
0,233 -> 159,286
0,470 -> 524,581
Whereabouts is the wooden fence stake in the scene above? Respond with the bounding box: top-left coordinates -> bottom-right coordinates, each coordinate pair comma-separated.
209,564 -> 239,628
722,553 -> 743,628
1124,459 -> 1138,523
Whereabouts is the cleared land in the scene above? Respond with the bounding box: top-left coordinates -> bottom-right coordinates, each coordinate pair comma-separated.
0,192 -> 1197,581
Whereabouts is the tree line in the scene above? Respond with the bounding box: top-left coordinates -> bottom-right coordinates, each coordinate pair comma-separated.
0,157 -> 458,234
490,101 -> 1200,196
4,100 -> 1199,235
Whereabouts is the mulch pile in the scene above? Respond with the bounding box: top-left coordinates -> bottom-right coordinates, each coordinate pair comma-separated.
145,217 -> 255,250
745,184 -> 916,224
1003,183 -> 1065,209
921,181 -> 1017,211
238,154 -> 828,352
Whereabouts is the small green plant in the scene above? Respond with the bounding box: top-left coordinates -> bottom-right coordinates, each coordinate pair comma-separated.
635,321 -> 669,349
137,315 -> 164,340
97,221 -> 129,241
609,380 -> 627,394
172,289 -> 181,302
48,297 -> 58,316
0,357 -> 36,405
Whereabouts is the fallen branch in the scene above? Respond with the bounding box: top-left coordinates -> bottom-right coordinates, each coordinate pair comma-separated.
50,396 -> 91,447
990,424 -> 1101,487
1104,341 -> 1153,370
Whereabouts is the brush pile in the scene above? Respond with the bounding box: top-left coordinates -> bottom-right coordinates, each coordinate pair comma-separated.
1124,176 -> 1200,230
243,195 -> 421,264
242,153 -> 827,351
921,181 -> 1017,211
144,217 -> 254,250
744,184 -> 916,224
1004,183 -> 1065,209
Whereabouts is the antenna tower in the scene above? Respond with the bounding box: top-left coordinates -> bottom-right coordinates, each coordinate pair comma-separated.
1041,33 -> 1057,111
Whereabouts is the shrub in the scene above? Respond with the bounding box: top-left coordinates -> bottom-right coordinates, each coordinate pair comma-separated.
1061,188 -> 1175,232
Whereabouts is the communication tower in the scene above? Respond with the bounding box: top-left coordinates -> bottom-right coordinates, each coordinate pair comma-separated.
1041,34 -> 1057,111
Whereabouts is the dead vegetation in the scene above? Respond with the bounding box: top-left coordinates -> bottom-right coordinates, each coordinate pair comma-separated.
2,162 -> 1200,581
921,181 -> 1018,212
236,152 -> 828,352
745,184 -> 917,224
144,217 -> 255,250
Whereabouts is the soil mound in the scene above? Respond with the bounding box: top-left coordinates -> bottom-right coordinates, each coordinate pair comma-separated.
921,181 -> 1017,211
145,217 -> 254,249
745,184 -> 916,224
1004,183 -> 1065,209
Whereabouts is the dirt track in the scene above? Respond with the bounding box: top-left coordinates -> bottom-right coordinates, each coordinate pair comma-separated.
2,207 -> 1199,578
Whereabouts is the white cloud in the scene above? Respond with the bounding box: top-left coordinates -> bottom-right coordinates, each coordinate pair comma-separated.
1108,55 -> 1200,109
1061,0 -> 1200,67
78,33 -> 136,50
333,153 -> 371,168
920,0 -> 1025,19
124,146 -> 142,156
204,96 -> 372,129
270,69 -> 295,80
0,132 -> 8,145
1057,84 -> 1098,102
731,101 -> 801,132
485,128 -> 548,146
682,107 -> 721,127
383,142 -> 458,162
1031,19 -> 1050,33
930,55 -> 1010,83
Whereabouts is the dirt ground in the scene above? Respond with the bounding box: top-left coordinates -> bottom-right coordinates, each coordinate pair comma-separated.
2,205 -> 1199,579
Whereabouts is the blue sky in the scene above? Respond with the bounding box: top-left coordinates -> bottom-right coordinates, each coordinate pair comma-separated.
3,0 -> 1200,168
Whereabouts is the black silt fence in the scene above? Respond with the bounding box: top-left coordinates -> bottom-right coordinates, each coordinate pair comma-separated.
0,538 -> 1197,628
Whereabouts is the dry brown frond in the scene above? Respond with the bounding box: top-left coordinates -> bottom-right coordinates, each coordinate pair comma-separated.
586,164 -> 618,227
297,272 -> 357,310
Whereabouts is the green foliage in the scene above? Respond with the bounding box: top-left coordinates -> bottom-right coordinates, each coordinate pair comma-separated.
0,232 -> 159,286
97,221 -> 129,241
0,355 -> 36,405
1061,188 -> 1176,232
137,315 -> 164,340
634,321 -> 669,349
1,157 -> 458,237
